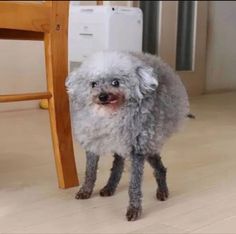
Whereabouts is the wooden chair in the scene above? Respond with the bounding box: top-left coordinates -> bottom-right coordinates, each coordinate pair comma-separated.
0,1 -> 79,188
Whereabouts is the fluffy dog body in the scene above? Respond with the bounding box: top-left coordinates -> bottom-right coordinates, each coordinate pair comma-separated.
66,51 -> 189,221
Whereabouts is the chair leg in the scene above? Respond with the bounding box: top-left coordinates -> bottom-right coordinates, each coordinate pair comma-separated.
43,5 -> 79,188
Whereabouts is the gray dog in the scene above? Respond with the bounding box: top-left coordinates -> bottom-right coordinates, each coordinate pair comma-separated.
66,51 -> 189,221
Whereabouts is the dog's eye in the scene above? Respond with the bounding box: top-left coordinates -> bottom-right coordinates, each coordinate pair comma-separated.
91,81 -> 97,88
111,79 -> 120,87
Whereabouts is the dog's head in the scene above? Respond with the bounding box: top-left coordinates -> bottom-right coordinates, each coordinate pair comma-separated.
66,51 -> 158,111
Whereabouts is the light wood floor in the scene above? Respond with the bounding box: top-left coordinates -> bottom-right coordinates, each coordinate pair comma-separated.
0,92 -> 236,233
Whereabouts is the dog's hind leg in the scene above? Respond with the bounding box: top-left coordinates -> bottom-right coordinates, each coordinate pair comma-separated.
100,153 -> 125,197
75,152 -> 99,199
126,152 -> 145,221
147,154 -> 169,201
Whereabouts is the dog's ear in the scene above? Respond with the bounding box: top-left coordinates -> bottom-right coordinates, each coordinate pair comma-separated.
65,71 -> 78,98
136,66 -> 158,96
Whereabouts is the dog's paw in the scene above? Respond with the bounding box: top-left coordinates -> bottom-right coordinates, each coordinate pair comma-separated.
75,190 -> 92,200
126,205 -> 142,221
99,186 -> 115,197
156,188 -> 169,201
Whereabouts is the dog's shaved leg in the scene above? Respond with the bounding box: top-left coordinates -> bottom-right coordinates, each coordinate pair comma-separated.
100,153 -> 125,197
75,152 -> 99,199
147,154 -> 169,201
126,152 -> 145,221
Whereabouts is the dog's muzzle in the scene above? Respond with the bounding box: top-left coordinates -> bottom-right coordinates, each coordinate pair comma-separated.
94,92 -> 124,106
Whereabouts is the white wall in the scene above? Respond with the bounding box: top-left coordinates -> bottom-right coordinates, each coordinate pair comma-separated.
206,1 -> 236,91
0,40 -> 46,111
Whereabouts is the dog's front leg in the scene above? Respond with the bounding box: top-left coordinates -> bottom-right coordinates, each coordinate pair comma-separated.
75,151 -> 99,199
126,151 -> 145,221
100,153 -> 125,197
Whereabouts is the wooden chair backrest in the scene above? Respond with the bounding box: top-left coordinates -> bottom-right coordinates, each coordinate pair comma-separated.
0,1 -> 69,41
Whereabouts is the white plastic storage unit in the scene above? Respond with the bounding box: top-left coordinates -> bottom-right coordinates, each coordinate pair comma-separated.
69,4 -> 143,71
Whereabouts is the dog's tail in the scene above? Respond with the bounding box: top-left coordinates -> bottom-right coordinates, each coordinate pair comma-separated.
187,113 -> 196,119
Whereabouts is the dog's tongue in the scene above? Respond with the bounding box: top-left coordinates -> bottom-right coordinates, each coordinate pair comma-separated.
108,94 -> 118,103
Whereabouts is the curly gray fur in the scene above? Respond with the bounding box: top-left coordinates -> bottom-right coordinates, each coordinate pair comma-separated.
66,51 -> 189,221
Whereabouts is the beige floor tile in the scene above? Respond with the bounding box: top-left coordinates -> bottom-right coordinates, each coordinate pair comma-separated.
193,216 -> 236,233
129,223 -> 186,234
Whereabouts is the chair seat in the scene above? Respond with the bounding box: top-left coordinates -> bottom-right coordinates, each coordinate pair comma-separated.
0,1 -> 50,32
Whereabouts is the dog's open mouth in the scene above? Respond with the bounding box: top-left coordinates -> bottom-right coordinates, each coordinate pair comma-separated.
101,94 -> 118,105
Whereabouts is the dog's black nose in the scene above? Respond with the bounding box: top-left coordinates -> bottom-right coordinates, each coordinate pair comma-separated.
99,93 -> 109,102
